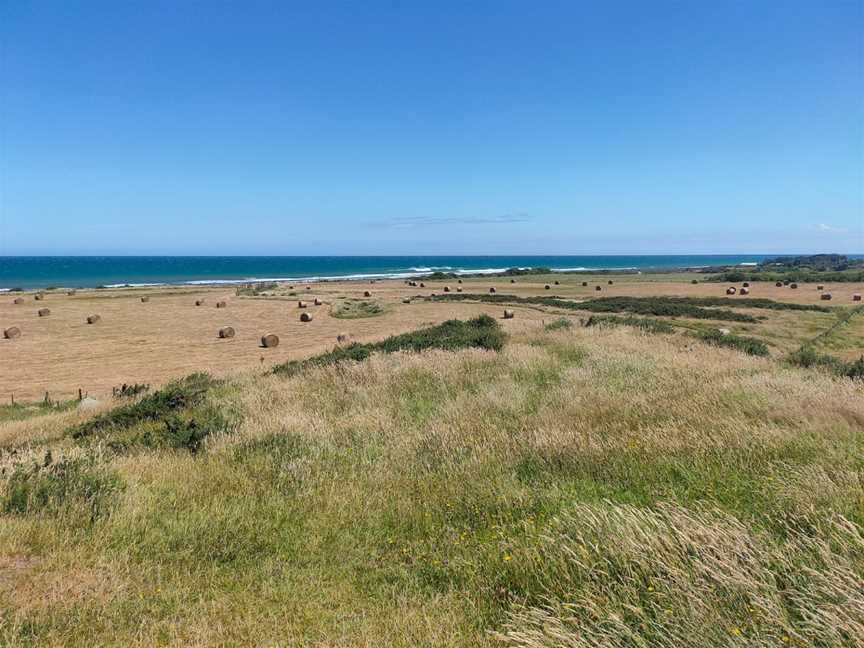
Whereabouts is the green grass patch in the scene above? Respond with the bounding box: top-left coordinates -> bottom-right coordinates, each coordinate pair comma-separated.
2,456 -> 121,520
695,329 -> 769,356
0,399 -> 78,423
273,315 -> 505,376
330,298 -> 386,319
543,318 -> 573,331
583,314 -> 675,334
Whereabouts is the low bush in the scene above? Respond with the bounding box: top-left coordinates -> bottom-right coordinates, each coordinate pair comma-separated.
432,294 -> 760,322
273,315 -> 505,376
584,314 -> 675,334
69,373 -> 232,452
695,329 -> 769,356
112,382 -> 150,399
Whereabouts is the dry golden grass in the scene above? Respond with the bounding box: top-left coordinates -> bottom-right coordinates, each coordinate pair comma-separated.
1,317 -> 862,646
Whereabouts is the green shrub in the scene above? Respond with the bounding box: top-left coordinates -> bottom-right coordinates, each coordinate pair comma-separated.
273,315 -> 504,376
72,373 -> 214,440
68,373 -> 233,452
584,315 -> 675,334
695,330 -> 769,356
843,356 -> 864,379
788,347 -> 864,379
432,294 -> 761,322
112,382 -> 150,399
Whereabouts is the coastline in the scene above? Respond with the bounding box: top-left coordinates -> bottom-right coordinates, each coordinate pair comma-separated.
0,255 -> 783,291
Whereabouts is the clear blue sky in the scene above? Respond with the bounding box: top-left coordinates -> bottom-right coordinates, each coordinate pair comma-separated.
1,1 -> 862,255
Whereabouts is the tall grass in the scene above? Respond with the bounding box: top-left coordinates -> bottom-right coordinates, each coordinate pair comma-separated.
1,322 -> 862,646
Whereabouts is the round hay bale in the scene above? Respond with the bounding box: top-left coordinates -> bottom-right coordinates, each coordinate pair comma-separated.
582,281 -> 588,287
13,297 -> 24,305
289,285 -> 295,290
260,334 -> 279,348
306,286 -> 311,290
195,299 -> 205,306
4,326 -> 21,339
219,326 -> 235,339
691,279 -> 698,284
595,286 -> 602,291
790,283 -> 798,289
216,301 -> 227,308
38,308 -> 50,317
86,314 -> 101,324
544,284 -> 551,290
608,280 -> 614,285
457,279 -> 463,284
336,332 -> 350,343
740,287 -> 750,295
364,290 -> 372,297
403,297 -> 411,304
820,293 -> 832,301
419,282 -> 426,288
140,296 -> 150,303
443,286 -> 451,292
554,280 -> 560,285
489,287 -> 496,294
510,279 -> 516,283
34,293 -> 44,301
742,282 -> 750,288
853,293 -> 861,302
300,312 -> 313,322
503,309 -> 514,319
298,300 -> 307,308
775,281 -> 783,287
456,287 -> 463,292
817,284 -> 824,290
726,287 -> 737,295
314,297 -> 322,306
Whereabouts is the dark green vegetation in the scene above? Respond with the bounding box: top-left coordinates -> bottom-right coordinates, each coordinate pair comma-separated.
583,314 -> 675,334
111,382 -> 150,399
788,346 -> 864,379
330,298 -> 385,319
273,315 -> 505,376
762,253 -> 857,269
70,373 -> 234,452
695,329 -> 770,356
710,254 -> 864,283
432,293 -> 764,322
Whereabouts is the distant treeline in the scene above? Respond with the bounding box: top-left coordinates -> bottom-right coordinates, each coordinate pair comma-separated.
708,269 -> 864,283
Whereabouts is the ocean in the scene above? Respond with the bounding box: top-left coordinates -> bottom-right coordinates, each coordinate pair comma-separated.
0,254 -> 791,290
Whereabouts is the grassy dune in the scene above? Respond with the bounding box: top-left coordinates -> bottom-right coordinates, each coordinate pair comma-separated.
1,319 -> 863,646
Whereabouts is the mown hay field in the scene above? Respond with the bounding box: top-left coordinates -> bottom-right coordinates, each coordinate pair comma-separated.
1,275 -> 861,402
